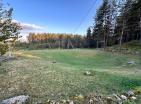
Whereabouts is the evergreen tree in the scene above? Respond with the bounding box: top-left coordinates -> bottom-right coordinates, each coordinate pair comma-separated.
115,0 -> 141,48
93,0 -> 112,48
130,0 -> 141,42
86,27 -> 92,48
90,0 -> 141,49
93,1 -> 105,48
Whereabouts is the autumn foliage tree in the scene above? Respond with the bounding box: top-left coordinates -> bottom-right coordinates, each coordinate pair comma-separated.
26,33 -> 86,49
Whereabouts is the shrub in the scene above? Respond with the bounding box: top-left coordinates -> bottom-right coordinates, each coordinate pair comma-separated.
0,42 -> 8,56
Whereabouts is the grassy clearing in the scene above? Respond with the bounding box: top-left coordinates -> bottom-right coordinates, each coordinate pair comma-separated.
0,49 -> 141,103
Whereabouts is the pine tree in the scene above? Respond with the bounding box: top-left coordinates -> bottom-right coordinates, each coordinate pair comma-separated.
86,27 -> 92,48
93,0 -> 112,48
116,0 -> 141,48
93,1 -> 105,48
130,0 -> 141,42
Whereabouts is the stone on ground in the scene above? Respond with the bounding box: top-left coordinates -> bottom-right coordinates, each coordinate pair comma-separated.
1,95 -> 29,104
84,71 -> 91,76
131,96 -> 136,100
120,95 -> 127,100
127,61 -> 135,65
126,90 -> 135,97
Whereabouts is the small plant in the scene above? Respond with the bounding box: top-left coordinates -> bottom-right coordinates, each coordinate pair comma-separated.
134,87 -> 141,95
0,43 -> 8,56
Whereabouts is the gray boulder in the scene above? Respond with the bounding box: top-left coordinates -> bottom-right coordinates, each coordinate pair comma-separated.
126,90 -> 134,97
127,61 -> 135,65
131,96 -> 136,100
1,95 -> 29,104
69,101 -> 74,104
113,94 -> 122,104
120,95 -> 127,100
84,71 -> 91,76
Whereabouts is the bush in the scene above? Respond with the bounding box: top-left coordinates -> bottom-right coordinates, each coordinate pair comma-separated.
0,43 -> 8,56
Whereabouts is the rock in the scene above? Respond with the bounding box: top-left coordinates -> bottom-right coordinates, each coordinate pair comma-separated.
106,97 -> 113,104
130,96 -> 136,100
84,71 -> 91,76
55,102 -> 59,104
88,99 -> 93,104
107,97 -> 112,100
69,101 -> 74,104
47,100 -> 55,104
51,101 -> 56,104
135,51 -> 139,55
46,99 -> 51,103
120,95 -> 127,100
126,90 -> 134,97
60,99 -> 66,103
1,95 -> 29,104
93,97 -> 98,102
113,94 -> 122,104
77,94 -> 84,100
96,95 -> 103,102
56,102 -> 60,104
127,61 -> 135,65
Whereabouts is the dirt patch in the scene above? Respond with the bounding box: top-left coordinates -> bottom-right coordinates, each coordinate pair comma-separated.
15,51 -> 40,59
76,50 -> 98,57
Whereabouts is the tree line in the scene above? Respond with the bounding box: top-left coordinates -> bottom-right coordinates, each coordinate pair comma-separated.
0,0 -> 140,55
18,33 -> 88,49
87,0 -> 141,49
23,0 -> 141,49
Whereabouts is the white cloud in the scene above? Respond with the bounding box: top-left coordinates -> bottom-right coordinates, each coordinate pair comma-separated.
21,23 -> 43,30
12,20 -> 47,42
12,19 -> 44,30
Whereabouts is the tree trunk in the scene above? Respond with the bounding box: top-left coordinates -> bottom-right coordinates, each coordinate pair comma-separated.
96,35 -> 99,49
119,21 -> 124,51
103,33 -> 106,50
140,8 -> 141,44
59,40 -> 61,49
69,40 -> 74,49
48,41 -> 51,49
106,35 -> 108,47
67,39 -> 70,49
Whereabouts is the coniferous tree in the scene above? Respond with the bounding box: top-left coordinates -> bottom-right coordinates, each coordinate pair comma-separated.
90,0 -> 141,49
93,1 -> 105,48
93,0 -> 113,48
129,0 -> 141,42
86,27 -> 92,48
115,0 -> 141,49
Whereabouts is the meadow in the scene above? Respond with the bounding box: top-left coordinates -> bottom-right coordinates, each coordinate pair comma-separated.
0,49 -> 141,103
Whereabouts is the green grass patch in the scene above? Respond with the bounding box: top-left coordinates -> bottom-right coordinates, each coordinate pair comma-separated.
0,49 -> 141,103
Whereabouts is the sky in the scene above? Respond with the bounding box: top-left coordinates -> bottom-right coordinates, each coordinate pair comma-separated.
3,0 -> 102,39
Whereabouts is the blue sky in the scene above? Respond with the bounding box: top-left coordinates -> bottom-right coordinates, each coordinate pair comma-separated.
4,0 -> 102,38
